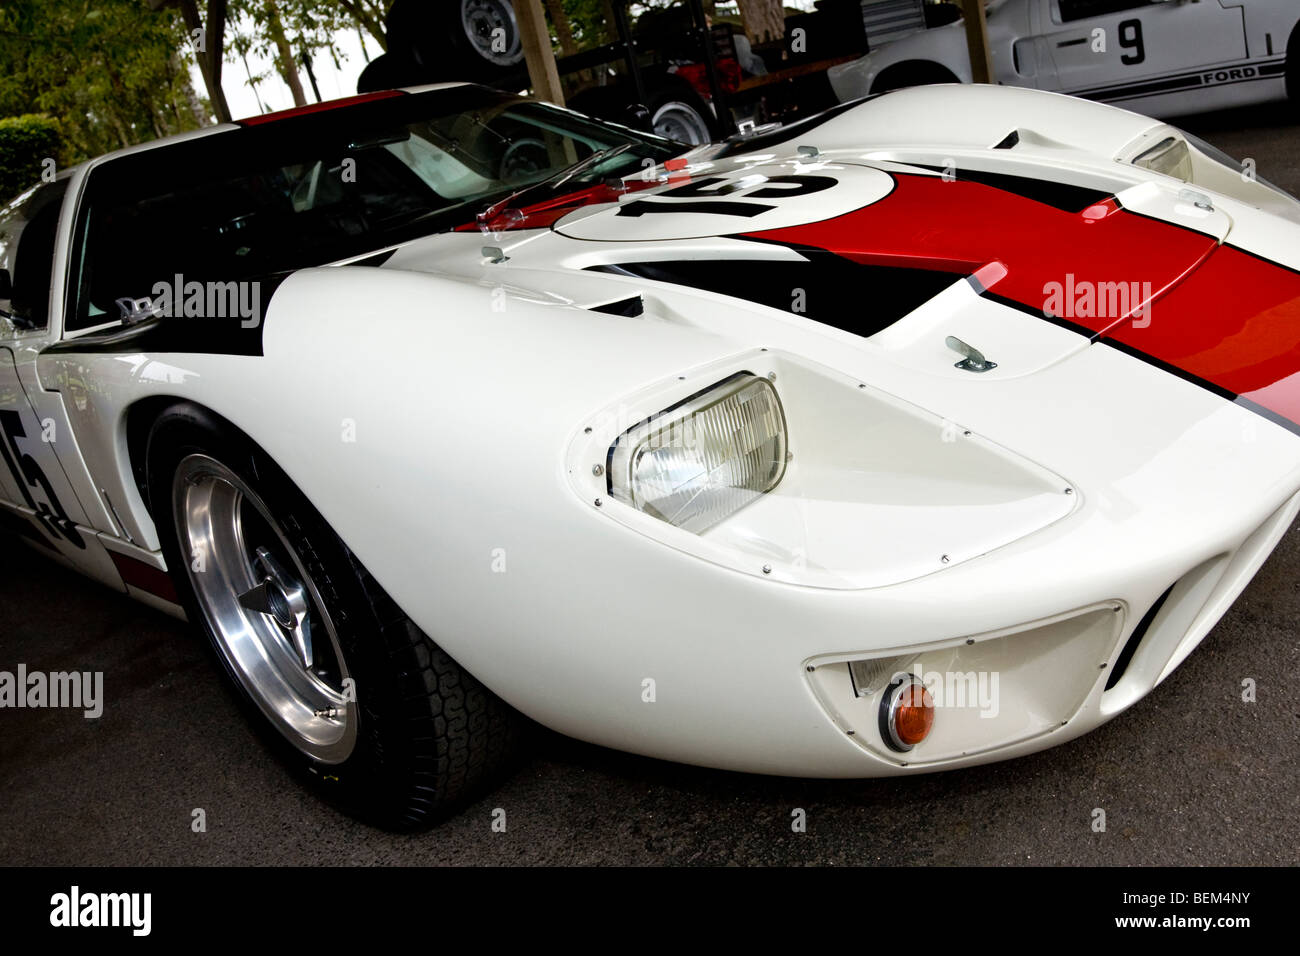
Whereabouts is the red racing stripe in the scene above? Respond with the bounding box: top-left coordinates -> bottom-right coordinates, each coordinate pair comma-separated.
1104,245 -> 1300,429
237,90 -> 406,125
739,171 -> 1300,433
740,172 -> 1218,336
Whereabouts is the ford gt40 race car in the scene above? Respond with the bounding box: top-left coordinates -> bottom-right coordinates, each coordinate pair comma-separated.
829,0 -> 1300,120
3,82 -> 1300,828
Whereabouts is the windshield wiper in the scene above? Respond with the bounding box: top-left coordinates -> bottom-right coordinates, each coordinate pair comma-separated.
476,142 -> 636,229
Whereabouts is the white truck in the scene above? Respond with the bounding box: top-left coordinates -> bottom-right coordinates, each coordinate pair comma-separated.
830,0 -> 1299,119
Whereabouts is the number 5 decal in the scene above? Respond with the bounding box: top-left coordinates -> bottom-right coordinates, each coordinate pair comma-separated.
1119,18 -> 1145,66
0,409 -> 85,549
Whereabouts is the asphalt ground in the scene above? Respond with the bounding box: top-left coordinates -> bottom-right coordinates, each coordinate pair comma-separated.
1,102 -> 1298,866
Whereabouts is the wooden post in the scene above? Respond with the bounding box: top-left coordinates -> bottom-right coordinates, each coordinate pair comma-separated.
961,0 -> 994,85
736,0 -> 784,44
515,0 -> 566,107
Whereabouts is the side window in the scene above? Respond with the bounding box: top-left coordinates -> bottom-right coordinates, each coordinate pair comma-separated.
0,180 -> 69,331
1057,0 -> 1156,24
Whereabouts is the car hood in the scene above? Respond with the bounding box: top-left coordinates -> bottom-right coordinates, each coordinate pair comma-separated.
372,85 -> 1300,432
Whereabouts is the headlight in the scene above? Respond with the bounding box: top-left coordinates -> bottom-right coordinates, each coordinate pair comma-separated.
607,372 -> 788,533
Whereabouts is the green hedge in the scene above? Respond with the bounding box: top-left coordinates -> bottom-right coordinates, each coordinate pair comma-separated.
0,115 -> 61,205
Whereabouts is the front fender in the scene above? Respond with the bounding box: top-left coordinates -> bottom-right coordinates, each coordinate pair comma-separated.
38,236 -> 1300,777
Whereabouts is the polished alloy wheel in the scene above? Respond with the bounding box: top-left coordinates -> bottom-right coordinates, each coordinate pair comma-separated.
173,454 -> 356,763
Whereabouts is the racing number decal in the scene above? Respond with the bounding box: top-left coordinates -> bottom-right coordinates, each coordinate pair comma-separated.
0,409 -> 85,549
655,174 -> 837,200
616,174 -> 837,218
1119,19 -> 1145,66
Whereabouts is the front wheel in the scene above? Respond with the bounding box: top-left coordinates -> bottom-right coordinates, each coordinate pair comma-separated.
145,404 -> 522,830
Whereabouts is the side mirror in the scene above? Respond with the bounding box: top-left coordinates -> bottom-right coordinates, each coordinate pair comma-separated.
625,103 -> 652,132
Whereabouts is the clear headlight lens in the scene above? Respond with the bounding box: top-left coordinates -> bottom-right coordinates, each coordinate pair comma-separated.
608,372 -> 788,533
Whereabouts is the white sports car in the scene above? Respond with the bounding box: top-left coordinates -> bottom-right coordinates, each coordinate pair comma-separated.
3,82 -> 1299,829
831,0 -> 1299,119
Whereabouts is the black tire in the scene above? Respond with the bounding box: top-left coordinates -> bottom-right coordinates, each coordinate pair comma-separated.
356,52 -> 425,94
144,403 -> 522,830
872,60 -> 960,94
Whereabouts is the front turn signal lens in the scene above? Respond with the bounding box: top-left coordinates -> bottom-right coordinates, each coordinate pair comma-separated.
607,372 -> 788,534
880,677 -> 935,752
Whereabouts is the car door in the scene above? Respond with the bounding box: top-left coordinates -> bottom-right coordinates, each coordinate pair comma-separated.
0,178 -> 117,579
1041,0 -> 1248,110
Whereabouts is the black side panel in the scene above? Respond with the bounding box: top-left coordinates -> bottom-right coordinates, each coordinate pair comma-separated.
42,316 -> 266,357
43,272 -> 291,358
589,252 -> 957,339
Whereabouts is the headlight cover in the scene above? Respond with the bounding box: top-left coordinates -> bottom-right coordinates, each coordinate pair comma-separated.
607,372 -> 787,533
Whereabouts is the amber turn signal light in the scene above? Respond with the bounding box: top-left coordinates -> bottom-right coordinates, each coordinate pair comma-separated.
880,677 -> 935,753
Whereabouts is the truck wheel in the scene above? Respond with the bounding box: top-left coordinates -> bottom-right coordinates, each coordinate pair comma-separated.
145,403 -> 522,830
569,80 -> 716,144
387,0 -> 525,82
649,93 -> 714,145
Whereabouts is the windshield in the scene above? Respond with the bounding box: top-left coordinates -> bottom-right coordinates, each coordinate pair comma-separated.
67,86 -> 682,331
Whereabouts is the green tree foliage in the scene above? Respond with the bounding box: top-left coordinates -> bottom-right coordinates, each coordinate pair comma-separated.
551,0 -> 612,51
227,0 -> 384,109
0,0 -> 663,167
0,114 -> 61,202
0,0 -> 210,163
330,0 -> 386,51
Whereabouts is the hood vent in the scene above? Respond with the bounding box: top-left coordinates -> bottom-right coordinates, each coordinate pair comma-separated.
992,129 -> 1020,150
587,294 -> 644,317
